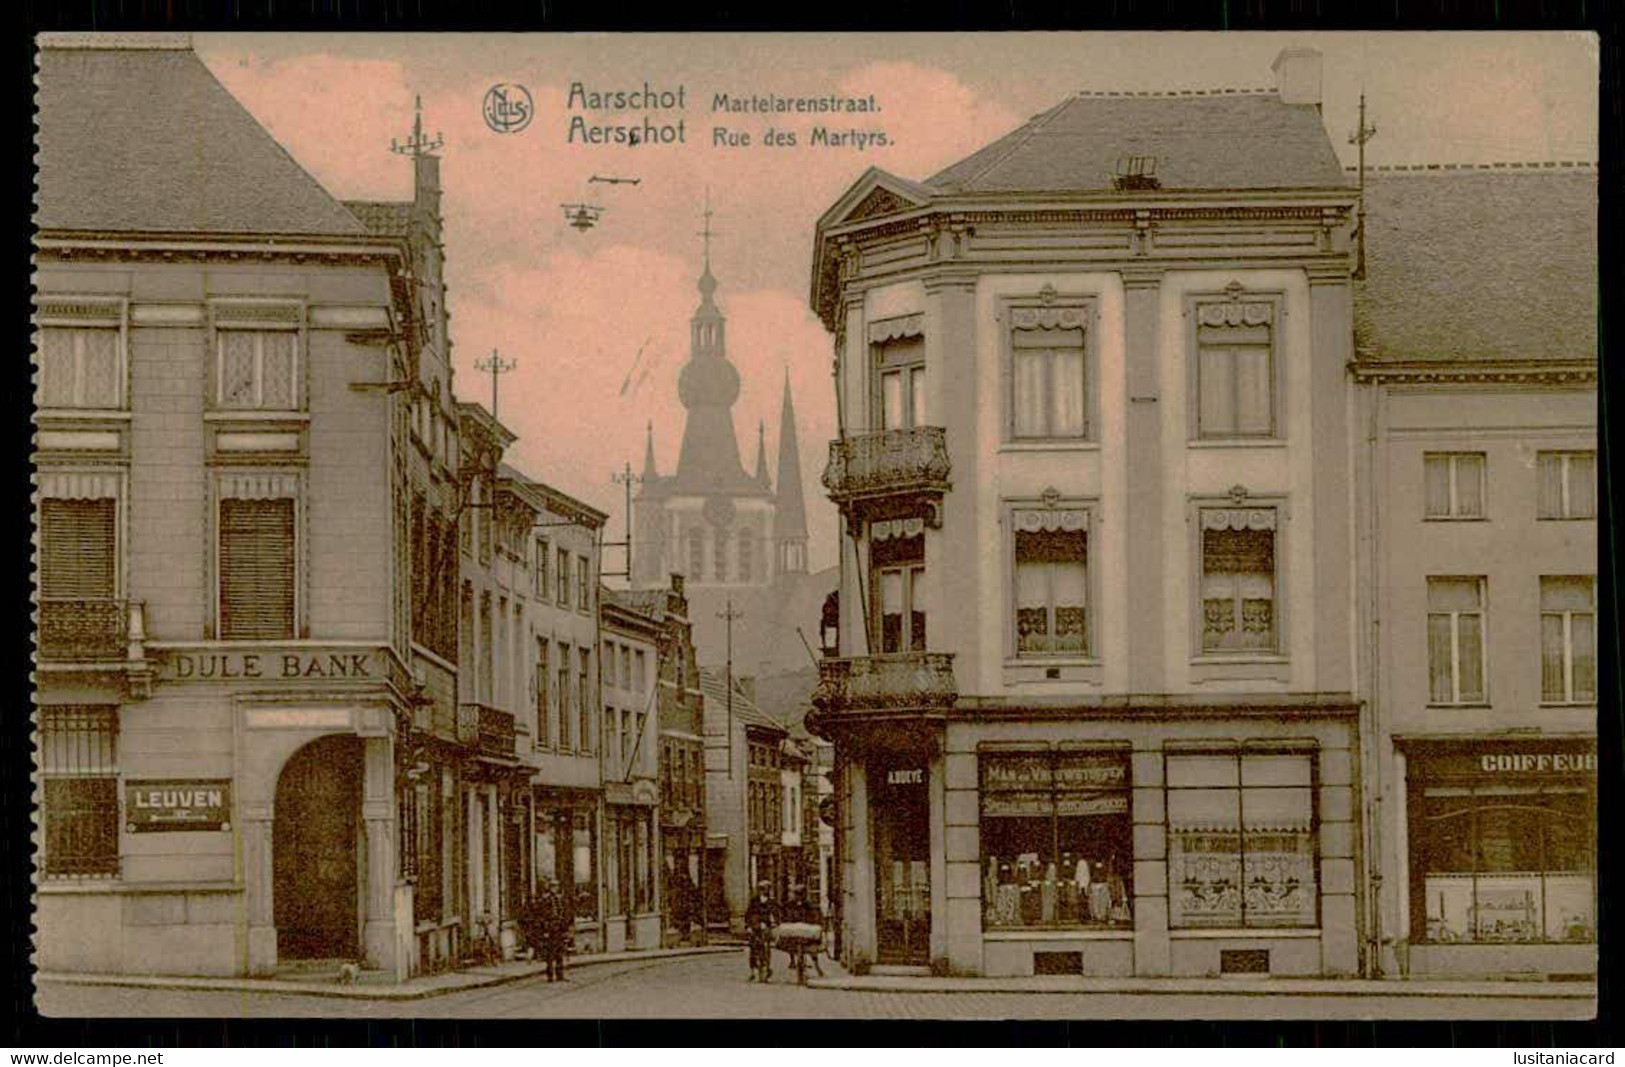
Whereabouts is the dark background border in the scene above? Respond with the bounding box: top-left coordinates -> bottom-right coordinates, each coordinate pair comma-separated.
11,0 -> 1621,1048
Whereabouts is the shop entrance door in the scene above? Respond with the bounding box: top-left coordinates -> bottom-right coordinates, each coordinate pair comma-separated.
873,763 -> 930,965
274,734 -> 362,960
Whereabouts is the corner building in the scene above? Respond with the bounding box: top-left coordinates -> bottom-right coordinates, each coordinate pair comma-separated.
808,50 -> 1364,978
33,37 -> 422,978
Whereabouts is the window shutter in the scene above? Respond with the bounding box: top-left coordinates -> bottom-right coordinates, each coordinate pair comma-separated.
219,498 -> 295,639
40,499 -> 115,599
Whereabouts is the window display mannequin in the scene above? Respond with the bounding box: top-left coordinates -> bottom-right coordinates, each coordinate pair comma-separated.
995,861 -> 1021,925
1059,851 -> 1079,921
1042,860 -> 1058,923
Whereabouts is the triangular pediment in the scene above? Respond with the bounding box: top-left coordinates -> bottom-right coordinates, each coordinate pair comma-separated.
820,168 -> 934,230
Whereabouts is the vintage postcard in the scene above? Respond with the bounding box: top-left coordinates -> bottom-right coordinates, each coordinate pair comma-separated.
30,30 -> 1599,1021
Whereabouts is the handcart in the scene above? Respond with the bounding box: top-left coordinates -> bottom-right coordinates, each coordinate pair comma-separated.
772,921 -> 824,986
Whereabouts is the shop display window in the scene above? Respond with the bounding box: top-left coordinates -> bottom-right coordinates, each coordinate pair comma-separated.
1415,785 -> 1595,944
980,751 -> 1132,929
572,810 -> 597,920
1167,751 -> 1318,929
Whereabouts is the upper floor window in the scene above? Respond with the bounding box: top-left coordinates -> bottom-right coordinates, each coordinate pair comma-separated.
218,328 -> 298,411
871,519 -> 926,654
1199,508 -> 1277,655
1424,452 -> 1486,520
1012,507 -> 1089,658
40,497 -> 116,603
1194,294 -> 1277,440
557,548 -> 571,605
38,323 -> 122,410
1541,576 -> 1595,705
218,476 -> 298,640
871,320 -> 925,432
1427,577 -> 1486,705
557,644 -> 573,749
634,649 -> 647,693
535,638 -> 551,748
1009,307 -> 1087,441
577,555 -> 591,611
578,648 -> 593,752
536,538 -> 550,597
620,646 -> 632,690
1538,451 -> 1595,520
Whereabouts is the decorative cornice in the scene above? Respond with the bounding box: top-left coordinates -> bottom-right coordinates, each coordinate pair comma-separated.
1350,359 -> 1598,386
868,314 -> 924,343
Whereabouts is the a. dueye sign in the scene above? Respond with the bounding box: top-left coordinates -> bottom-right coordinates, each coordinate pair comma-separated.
126,779 -> 232,833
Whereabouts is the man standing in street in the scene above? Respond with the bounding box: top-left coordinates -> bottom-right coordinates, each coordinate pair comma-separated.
534,879 -> 569,982
744,879 -> 777,982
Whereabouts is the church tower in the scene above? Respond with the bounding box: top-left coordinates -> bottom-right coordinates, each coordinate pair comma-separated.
631,196 -> 776,591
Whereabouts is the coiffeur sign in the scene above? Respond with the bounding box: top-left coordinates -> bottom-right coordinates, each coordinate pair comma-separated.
126,779 -> 232,832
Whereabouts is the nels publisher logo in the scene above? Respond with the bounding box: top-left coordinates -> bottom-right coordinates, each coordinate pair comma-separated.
484,83 -> 533,134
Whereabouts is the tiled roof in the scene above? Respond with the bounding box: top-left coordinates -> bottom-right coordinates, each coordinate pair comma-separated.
36,44 -> 366,237
344,200 -> 414,237
1353,167 -> 1597,362
698,667 -> 784,734
603,587 -> 670,621
926,93 -> 1348,194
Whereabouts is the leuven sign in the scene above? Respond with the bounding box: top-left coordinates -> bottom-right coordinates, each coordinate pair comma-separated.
126,779 -> 232,832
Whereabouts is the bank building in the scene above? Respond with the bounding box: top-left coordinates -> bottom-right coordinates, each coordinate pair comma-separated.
807,48 -> 1596,981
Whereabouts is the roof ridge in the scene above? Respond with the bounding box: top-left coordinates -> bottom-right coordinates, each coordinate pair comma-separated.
1347,161 -> 1597,171
953,98 -> 1075,192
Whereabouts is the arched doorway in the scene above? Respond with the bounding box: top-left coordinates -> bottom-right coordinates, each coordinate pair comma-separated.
274,734 -> 362,960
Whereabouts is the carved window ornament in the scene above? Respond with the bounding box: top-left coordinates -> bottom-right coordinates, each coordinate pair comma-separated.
869,314 -> 925,344
1196,284 -> 1274,329
1013,507 -> 1088,533
1200,507 -> 1277,532
1038,284 -> 1058,306
870,516 -> 926,542
1010,306 -> 1086,331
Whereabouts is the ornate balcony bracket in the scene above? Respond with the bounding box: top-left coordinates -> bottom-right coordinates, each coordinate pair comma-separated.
823,426 -> 951,535
808,652 -> 957,740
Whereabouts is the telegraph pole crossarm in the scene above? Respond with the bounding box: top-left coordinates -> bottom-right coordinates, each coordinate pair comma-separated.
474,348 -> 516,420
1348,92 -> 1378,280
603,461 -> 642,580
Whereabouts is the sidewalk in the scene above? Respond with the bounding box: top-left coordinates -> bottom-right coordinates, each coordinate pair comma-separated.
36,944 -> 741,1002
805,972 -> 1597,1000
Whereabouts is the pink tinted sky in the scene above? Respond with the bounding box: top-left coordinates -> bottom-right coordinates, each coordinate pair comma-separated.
194,32 -> 1597,577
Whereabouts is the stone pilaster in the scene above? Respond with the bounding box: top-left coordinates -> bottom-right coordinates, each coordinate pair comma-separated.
1122,269 -> 1165,695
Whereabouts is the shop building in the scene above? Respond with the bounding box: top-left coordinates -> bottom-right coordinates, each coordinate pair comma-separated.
699,668 -> 792,928
514,471 -> 609,955
34,36 -> 422,978
808,50 -> 1365,978
599,595 -> 663,951
610,577 -> 710,944
1351,166 -> 1597,979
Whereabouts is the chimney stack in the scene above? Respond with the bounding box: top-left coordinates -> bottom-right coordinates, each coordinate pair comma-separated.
1272,47 -> 1323,111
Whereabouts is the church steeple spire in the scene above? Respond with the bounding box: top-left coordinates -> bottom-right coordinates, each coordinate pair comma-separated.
774,369 -> 809,574
754,420 -> 771,489
642,420 -> 659,481
673,195 -> 749,492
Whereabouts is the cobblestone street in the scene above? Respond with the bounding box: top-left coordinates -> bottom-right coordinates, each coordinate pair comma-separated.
35,951 -> 1595,1022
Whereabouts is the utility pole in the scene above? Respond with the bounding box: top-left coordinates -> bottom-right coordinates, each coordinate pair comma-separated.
718,601 -> 743,781
603,462 -> 641,580
474,349 -> 516,420
1348,92 -> 1378,280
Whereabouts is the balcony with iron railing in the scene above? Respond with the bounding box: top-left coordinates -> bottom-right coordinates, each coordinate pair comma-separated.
807,651 -> 957,738
458,702 -> 518,759
822,427 -> 951,525
36,598 -> 153,696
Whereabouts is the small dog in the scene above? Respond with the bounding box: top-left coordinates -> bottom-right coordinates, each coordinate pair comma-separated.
335,962 -> 361,986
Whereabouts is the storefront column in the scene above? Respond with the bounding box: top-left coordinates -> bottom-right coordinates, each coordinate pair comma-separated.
1130,746 -> 1170,975
1319,742 -> 1359,977
847,758 -> 876,969
243,808 -> 277,975
361,735 -> 397,975
927,747 -> 947,970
